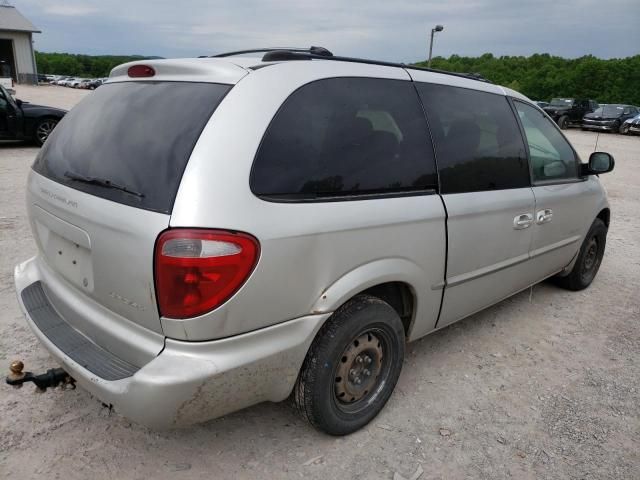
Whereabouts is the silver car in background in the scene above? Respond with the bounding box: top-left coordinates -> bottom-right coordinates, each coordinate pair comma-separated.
12,48 -> 614,435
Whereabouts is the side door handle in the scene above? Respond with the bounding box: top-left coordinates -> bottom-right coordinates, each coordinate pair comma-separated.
513,213 -> 533,230
536,209 -> 553,224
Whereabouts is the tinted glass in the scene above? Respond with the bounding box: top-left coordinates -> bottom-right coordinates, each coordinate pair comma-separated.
514,101 -> 577,182
593,105 -> 625,117
550,98 -> 574,107
251,77 -> 437,199
416,83 -> 529,194
33,81 -> 231,213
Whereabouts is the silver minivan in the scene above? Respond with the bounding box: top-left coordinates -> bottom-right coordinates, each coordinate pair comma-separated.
11,48 -> 614,435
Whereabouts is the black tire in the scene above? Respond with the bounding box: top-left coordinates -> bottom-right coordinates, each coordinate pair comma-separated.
613,120 -> 621,134
558,116 -> 569,129
34,117 -> 59,146
293,294 -> 405,435
554,218 -> 607,291
620,124 -> 630,135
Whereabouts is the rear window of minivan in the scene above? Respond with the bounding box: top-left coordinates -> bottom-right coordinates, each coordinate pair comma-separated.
33,81 -> 231,214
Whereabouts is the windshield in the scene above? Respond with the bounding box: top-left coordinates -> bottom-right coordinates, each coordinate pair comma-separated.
33,81 -> 231,214
593,105 -> 625,117
549,98 -> 574,107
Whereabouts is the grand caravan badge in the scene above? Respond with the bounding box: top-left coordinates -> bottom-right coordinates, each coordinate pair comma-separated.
40,187 -> 78,208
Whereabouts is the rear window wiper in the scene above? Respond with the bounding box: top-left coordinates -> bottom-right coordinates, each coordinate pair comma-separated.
64,170 -> 145,198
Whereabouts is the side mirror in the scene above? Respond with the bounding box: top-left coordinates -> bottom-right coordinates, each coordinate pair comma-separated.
583,152 -> 615,176
15,98 -> 23,107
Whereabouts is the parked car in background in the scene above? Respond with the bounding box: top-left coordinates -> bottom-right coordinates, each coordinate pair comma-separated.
582,104 -> 639,133
69,78 -> 86,88
618,112 -> 640,135
0,84 -> 66,145
10,51 -> 615,435
534,100 -> 549,109
55,77 -> 74,86
544,98 -> 598,129
79,79 -> 103,90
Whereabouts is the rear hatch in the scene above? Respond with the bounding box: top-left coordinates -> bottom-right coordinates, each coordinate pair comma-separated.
29,73 -> 234,334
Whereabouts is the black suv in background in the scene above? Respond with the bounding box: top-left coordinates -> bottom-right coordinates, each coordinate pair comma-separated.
544,98 -> 598,129
582,104 -> 639,133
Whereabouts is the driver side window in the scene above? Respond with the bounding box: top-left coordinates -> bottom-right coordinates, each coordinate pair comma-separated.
514,101 -> 577,182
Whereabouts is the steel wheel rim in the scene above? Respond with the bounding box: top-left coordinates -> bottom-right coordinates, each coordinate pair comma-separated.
36,120 -> 57,143
332,327 -> 392,414
581,236 -> 599,282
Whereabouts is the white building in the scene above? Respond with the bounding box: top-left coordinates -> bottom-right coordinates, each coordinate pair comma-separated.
0,3 -> 39,84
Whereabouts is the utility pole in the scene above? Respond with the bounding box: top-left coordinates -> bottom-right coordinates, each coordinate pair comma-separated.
428,25 -> 444,68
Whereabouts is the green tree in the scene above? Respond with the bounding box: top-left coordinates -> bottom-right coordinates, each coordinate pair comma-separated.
415,53 -> 640,105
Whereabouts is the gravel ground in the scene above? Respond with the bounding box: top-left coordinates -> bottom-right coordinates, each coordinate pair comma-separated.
0,86 -> 638,480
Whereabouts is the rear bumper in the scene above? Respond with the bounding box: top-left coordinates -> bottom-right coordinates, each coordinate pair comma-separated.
15,256 -> 328,428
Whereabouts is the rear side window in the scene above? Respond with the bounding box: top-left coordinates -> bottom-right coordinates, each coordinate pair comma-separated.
415,83 -> 529,194
33,81 -> 231,214
514,101 -> 577,183
251,77 -> 437,200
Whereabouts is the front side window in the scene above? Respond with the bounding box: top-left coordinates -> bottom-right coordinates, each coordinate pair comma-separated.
416,83 -> 529,194
514,101 -> 578,183
251,77 -> 437,199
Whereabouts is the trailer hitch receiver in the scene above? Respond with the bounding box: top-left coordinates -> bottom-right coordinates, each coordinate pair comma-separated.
6,360 -> 75,392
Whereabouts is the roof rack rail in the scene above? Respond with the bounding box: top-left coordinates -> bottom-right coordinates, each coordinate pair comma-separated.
211,46 -> 333,58
257,50 -> 492,84
205,47 -> 491,84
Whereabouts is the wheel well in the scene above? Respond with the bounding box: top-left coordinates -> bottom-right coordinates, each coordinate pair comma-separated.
597,208 -> 610,228
361,282 -> 415,337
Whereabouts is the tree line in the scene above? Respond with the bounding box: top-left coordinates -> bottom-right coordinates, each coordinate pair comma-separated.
35,51 -> 639,105
415,53 -> 640,105
34,52 -> 162,78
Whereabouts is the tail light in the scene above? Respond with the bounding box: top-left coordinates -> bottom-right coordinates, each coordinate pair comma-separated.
154,229 -> 259,319
128,64 -> 155,78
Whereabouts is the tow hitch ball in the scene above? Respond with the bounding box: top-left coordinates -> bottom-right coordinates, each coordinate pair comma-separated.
6,360 -> 75,392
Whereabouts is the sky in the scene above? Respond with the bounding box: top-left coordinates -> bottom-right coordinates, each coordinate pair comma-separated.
10,0 -> 640,62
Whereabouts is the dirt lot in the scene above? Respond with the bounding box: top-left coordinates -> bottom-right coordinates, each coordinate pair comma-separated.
0,85 -> 638,480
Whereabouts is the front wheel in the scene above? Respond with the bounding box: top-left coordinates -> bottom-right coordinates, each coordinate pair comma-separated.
620,124 -> 630,135
293,295 -> 405,435
612,120 -> 621,134
34,118 -> 59,146
554,218 -> 607,291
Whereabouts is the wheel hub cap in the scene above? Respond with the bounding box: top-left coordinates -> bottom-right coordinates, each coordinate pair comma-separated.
37,121 -> 56,143
335,332 -> 383,404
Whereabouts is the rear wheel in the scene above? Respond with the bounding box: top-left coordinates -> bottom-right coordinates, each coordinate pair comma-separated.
293,295 -> 405,435
554,218 -> 607,291
34,118 -> 59,146
558,116 -> 569,129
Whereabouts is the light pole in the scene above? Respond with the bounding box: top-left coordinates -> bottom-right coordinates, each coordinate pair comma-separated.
428,24 -> 444,68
